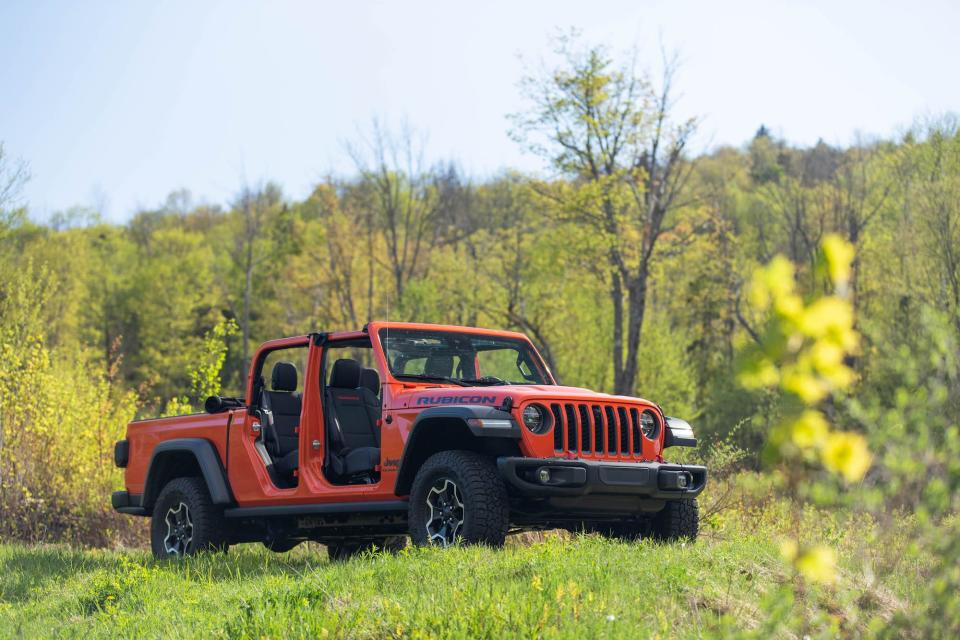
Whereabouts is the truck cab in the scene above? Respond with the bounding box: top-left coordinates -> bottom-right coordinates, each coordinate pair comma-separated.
113,321 -> 705,558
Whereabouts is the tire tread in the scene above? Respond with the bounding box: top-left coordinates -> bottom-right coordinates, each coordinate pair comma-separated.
408,450 -> 509,547
150,476 -> 227,558
652,498 -> 699,542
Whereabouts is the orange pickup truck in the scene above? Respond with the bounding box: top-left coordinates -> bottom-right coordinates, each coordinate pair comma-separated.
113,321 -> 705,559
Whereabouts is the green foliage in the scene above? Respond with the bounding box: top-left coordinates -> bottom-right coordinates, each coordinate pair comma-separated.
191,318 -> 239,400
164,318 -> 238,416
0,260 -> 138,544
511,32 -> 698,395
738,237 -> 867,478
734,238 -> 866,601
847,307 -> 960,636
735,233 -> 959,633
632,314 -> 698,417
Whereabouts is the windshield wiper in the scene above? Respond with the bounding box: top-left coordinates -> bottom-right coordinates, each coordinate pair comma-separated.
459,376 -> 512,386
393,373 -> 470,386
394,373 -> 522,387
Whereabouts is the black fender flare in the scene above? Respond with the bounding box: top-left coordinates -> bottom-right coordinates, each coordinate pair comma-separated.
393,405 -> 521,496
142,438 -> 234,509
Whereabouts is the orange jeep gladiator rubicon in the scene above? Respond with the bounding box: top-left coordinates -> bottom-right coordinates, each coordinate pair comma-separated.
112,322 -> 706,559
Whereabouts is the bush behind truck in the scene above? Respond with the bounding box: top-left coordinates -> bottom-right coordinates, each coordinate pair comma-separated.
112,321 -> 705,559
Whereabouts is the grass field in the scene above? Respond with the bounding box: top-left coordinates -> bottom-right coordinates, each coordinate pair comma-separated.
0,480 -> 930,639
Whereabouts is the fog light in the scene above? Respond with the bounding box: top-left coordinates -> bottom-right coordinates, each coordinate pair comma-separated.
538,468 -> 551,484
678,473 -> 689,488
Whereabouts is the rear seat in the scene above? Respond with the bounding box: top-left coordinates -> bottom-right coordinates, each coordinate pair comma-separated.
325,359 -> 380,480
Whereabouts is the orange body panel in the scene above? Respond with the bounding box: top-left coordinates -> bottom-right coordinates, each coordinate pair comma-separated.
124,412 -> 231,495
123,321 -> 666,505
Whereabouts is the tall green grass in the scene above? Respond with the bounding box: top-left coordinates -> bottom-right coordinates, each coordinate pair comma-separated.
0,492 -> 928,639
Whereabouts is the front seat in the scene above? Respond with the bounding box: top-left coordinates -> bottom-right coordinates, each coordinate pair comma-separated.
358,368 -> 382,446
264,362 -> 302,477
424,354 -> 454,378
325,359 -> 381,480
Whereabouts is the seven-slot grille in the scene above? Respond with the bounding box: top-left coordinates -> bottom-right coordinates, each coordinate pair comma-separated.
548,402 -> 653,458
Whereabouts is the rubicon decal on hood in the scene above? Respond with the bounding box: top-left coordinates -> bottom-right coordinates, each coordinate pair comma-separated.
416,394 -> 499,406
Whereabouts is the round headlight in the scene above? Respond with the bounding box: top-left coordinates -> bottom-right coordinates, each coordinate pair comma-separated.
640,410 -> 660,440
522,404 -> 551,434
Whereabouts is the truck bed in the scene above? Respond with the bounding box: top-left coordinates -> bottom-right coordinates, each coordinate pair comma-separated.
124,411 -> 234,496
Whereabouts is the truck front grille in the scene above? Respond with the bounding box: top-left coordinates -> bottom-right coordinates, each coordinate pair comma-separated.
550,402 -> 648,459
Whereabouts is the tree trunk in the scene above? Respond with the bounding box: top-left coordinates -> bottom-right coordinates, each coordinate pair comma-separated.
366,216 -> 374,323
611,273 -> 625,393
242,236 -> 253,377
618,274 -> 648,396
393,265 -> 404,309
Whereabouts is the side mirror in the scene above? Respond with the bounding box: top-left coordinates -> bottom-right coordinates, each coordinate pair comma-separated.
663,416 -> 697,448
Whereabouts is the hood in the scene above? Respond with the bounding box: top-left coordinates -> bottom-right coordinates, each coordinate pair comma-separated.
392,383 -> 658,411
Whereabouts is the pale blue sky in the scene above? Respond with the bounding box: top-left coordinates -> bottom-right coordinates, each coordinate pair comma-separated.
2,0 -> 958,221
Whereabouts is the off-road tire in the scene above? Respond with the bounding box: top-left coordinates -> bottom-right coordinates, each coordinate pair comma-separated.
327,536 -> 407,562
408,450 -> 509,547
150,477 -> 228,559
652,498 -> 699,542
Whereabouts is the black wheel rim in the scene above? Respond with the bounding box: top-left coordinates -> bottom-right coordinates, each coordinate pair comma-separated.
163,502 -> 193,556
425,477 -> 464,547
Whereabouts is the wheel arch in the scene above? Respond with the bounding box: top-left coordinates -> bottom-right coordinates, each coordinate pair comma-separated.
142,438 -> 233,511
393,406 -> 521,496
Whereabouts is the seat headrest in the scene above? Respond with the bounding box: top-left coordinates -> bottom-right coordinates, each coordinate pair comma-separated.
330,358 -> 362,389
359,368 -> 380,394
271,361 -> 298,392
424,354 -> 454,378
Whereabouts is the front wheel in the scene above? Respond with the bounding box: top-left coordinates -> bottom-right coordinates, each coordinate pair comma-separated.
408,450 -> 509,547
150,477 -> 227,559
652,498 -> 699,542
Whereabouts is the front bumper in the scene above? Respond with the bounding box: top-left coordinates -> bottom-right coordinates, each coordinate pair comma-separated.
497,457 -> 706,500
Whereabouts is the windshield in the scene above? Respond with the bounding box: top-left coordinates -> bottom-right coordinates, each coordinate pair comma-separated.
378,328 -> 551,386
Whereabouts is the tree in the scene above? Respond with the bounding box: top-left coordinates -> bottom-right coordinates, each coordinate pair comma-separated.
283,181 -> 370,331
748,126 -> 784,184
907,119 -> 960,336
468,175 -> 565,377
349,121 -> 473,316
759,174 -> 828,282
828,140 -> 892,311
349,122 -> 441,310
224,182 -> 284,375
512,36 -> 698,395
0,142 -> 29,215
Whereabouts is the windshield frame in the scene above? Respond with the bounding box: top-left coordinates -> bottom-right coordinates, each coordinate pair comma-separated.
373,325 -> 556,387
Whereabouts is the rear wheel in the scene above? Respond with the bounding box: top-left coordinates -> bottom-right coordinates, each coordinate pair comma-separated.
408,450 -> 509,547
150,477 -> 227,559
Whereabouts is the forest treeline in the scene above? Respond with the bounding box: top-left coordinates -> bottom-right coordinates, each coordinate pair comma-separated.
0,39 -> 958,553
4,120 -> 958,438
